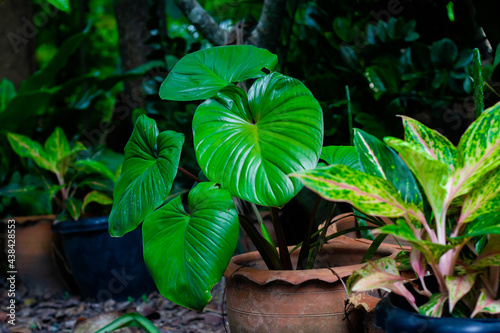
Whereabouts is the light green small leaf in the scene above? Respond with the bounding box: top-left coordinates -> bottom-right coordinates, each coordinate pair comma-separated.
75,160 -> 118,182
418,293 -> 448,317
445,274 -> 477,313
320,146 -> 360,170
471,289 -> 500,318
65,197 -> 82,220
109,115 -> 184,237
460,168 -> 500,224
455,102 -> 500,197
45,0 -> 70,12
194,73 -> 323,207
355,129 -> 423,208
401,116 -> 457,170
7,133 -> 56,173
384,137 -> 449,225
160,45 -> 278,101
82,191 -> 113,212
143,182 -> 238,311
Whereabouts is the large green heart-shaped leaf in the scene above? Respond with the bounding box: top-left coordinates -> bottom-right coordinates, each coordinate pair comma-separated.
354,129 -> 423,208
193,73 -> 323,207
160,45 -> 278,101
143,182 -> 238,311
109,115 -> 184,237
320,146 -> 360,170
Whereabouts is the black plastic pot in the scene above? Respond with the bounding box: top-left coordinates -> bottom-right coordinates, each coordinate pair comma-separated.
52,216 -> 157,301
375,280 -> 500,333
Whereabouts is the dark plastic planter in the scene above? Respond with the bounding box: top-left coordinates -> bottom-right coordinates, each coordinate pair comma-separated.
52,216 -> 157,301
375,281 -> 500,333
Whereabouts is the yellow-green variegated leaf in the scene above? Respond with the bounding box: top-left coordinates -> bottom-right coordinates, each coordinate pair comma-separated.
384,137 -> 449,224
445,274 -> 477,313
82,191 -> 113,212
7,132 -> 55,173
354,129 -> 423,208
418,293 -> 448,318
471,236 -> 500,268
291,164 -> 411,218
401,116 -> 457,171
471,289 -> 500,318
455,102 -> 500,197
460,168 -> 500,224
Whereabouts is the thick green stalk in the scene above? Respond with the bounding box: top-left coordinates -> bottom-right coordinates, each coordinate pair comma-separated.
297,197 -> 321,270
271,207 -> 293,270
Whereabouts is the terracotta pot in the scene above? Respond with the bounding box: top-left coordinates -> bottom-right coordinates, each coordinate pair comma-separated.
224,235 -> 401,333
3,215 -> 65,296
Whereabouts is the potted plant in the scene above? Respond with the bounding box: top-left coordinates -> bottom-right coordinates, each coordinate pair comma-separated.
291,102 -> 500,331
6,127 -> 156,300
108,45 -> 402,332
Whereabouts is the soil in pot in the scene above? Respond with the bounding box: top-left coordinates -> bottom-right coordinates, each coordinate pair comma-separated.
52,216 -> 157,301
224,236 -> 400,333
375,276 -> 500,333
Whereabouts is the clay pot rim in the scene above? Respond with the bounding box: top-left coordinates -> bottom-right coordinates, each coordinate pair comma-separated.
224,235 -> 403,286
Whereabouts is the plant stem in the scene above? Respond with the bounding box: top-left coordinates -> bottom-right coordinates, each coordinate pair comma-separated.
238,214 -> 283,270
297,197 -> 321,270
307,202 -> 336,269
346,85 -> 353,146
491,266 -> 499,296
270,207 -> 293,270
177,166 -> 203,183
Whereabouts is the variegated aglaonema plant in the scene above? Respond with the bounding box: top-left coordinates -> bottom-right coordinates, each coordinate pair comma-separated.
291,102 -> 500,318
108,45 -> 324,311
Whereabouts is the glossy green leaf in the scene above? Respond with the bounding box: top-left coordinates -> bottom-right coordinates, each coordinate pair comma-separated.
82,191 -> 113,212
75,159 -> 118,182
160,45 -> 278,101
46,0 -> 70,12
0,78 -> 16,112
445,274 -> 477,313
7,133 -> 56,173
460,168 -> 500,224
384,137 -> 449,223
109,115 -> 184,237
320,146 -> 360,170
471,289 -> 500,318
455,102 -> 500,197
65,197 -> 82,220
401,116 -> 457,171
143,182 -> 238,311
292,164 -> 413,218
419,293 -> 448,317
354,129 -> 423,208
194,73 -> 323,207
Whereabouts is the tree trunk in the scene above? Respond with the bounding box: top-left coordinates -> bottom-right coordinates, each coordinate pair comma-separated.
108,0 -> 152,152
0,0 -> 36,88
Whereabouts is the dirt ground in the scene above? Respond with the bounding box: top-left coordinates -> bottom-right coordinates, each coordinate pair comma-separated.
0,286 -> 229,333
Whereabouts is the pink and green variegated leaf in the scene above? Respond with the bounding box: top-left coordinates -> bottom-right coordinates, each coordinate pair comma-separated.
455,102 -> 500,197
410,248 -> 427,279
291,164 -> 411,218
347,257 -> 417,309
471,289 -> 500,318
401,116 -> 457,171
460,168 -> 500,224
418,293 -> 448,317
445,274 -> 477,313
384,137 -> 450,224
471,235 -> 500,268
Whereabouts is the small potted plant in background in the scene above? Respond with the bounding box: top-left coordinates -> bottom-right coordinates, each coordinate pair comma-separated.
5,127 -> 157,301
292,99 -> 500,331
109,45 -> 402,332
